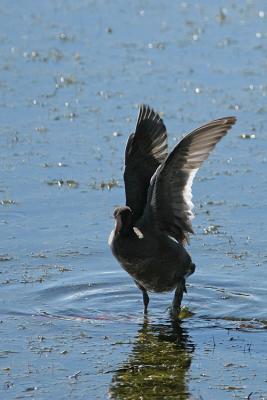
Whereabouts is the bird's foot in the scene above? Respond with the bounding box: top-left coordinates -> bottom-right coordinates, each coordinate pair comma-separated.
170,305 -> 181,319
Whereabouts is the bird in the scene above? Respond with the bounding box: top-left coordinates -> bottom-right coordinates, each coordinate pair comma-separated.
109,105 -> 236,315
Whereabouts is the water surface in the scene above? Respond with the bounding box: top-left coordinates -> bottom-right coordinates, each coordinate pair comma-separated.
0,1 -> 267,399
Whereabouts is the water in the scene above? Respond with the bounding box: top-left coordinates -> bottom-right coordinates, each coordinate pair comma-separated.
0,1 -> 267,398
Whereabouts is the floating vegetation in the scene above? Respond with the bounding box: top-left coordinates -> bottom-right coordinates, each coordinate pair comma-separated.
0,199 -> 16,206
58,32 -> 75,42
69,370 -> 81,380
74,52 -> 81,61
23,49 -> 64,62
30,252 -> 48,259
216,37 -> 236,48
100,179 -> 120,190
229,104 -> 240,111
20,274 -> 47,284
35,126 -> 48,133
65,180 -> 79,188
41,162 -> 68,168
58,265 -> 72,272
0,254 -> 13,262
147,41 -> 166,49
23,50 -> 40,60
24,387 -> 37,392
97,90 -> 123,99
90,179 -> 120,190
216,8 -> 227,24
50,49 -> 64,61
227,251 -> 248,260
46,179 -> 63,186
65,111 -> 77,120
57,74 -> 78,86
222,385 -> 245,392
240,133 -> 256,139
204,224 -> 221,234
46,179 -> 79,188
178,306 -> 194,319
206,200 -> 226,206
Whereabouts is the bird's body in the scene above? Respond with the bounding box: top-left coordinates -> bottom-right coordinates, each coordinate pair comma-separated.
109,222 -> 193,293
109,105 -> 236,314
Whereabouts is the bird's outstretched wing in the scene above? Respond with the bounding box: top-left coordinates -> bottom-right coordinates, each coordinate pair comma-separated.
143,116 -> 236,243
124,104 -> 168,223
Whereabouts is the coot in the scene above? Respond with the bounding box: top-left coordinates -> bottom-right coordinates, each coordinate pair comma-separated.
109,105 -> 236,314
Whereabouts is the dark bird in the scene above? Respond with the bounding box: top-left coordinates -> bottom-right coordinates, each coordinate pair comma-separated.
109,105 -> 236,315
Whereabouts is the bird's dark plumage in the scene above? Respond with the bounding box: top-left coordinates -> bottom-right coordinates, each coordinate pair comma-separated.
109,105 -> 236,315
124,105 -> 168,223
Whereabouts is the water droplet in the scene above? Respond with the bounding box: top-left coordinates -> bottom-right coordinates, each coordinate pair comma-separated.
240,134 -> 256,139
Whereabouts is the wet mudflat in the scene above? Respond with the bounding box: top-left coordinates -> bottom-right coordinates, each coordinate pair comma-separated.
0,1 -> 267,399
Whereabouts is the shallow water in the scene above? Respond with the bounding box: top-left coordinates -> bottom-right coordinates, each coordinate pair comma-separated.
0,0 -> 267,399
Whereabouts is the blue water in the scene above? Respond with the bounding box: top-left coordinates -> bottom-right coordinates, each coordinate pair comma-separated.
0,1 -> 267,399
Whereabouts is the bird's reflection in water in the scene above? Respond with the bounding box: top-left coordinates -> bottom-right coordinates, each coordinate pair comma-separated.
109,316 -> 194,399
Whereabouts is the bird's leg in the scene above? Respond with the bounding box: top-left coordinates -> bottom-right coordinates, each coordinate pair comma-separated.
142,289 -> 149,314
135,281 -> 149,313
172,278 -> 186,315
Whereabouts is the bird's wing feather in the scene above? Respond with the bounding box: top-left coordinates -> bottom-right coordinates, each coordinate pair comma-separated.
124,104 -> 168,223
143,116 -> 236,243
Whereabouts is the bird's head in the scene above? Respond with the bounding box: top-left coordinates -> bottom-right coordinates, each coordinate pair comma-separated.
113,206 -> 133,236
